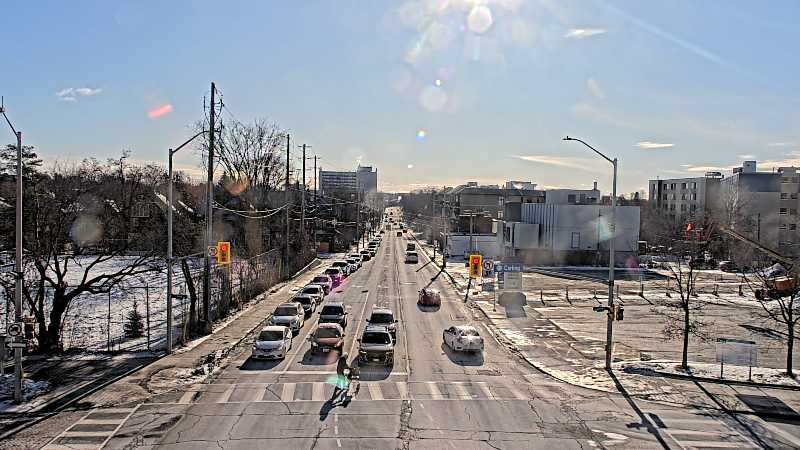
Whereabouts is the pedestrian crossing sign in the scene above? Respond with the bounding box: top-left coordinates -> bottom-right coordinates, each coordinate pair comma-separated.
216,241 -> 231,265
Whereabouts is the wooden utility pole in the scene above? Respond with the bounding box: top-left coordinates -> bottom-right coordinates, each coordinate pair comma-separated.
202,82 -> 215,332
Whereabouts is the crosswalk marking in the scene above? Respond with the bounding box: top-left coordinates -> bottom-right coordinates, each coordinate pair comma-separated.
647,409 -> 760,450
281,382 -> 296,402
312,382 -> 326,401
478,383 -> 495,400
453,383 -> 471,399
368,383 -> 384,400
506,385 -> 527,400
218,386 -> 235,403
396,381 -> 408,400
178,391 -> 195,404
43,407 -> 138,450
427,382 -> 444,400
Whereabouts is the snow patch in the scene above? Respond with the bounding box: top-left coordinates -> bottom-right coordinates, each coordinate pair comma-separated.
0,374 -> 50,403
619,360 -> 800,387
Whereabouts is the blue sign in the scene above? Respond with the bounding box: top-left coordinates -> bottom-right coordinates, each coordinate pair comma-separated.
495,263 -> 523,273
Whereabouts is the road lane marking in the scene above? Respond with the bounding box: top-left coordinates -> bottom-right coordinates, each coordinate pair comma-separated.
506,385 -> 527,400
478,383 -> 495,400
281,383 -> 296,402
368,383 -> 384,400
427,382 -> 444,400
217,386 -> 235,403
312,382 -> 325,401
396,382 -> 409,400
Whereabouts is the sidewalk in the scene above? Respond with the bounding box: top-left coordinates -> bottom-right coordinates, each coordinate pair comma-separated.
409,232 -> 800,418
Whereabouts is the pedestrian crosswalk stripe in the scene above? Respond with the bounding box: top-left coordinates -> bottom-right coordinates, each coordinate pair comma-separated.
312,382 -> 326,401
218,386 -> 235,403
478,383 -> 494,400
43,407 -> 138,450
178,391 -> 195,404
281,382 -> 296,402
368,383 -> 384,400
453,383 -> 471,399
506,385 -> 527,400
426,382 -> 444,400
396,381 -> 408,400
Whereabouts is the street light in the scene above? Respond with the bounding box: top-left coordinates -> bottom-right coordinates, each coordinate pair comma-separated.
563,136 -> 618,370
1,99 -> 24,403
167,130 -> 205,353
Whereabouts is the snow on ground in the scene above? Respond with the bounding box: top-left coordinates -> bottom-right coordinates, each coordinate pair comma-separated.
0,374 -> 50,404
618,359 -> 800,387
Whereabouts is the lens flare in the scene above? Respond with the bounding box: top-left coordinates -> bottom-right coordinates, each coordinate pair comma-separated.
416,130 -> 427,141
148,103 -> 173,119
407,164 -> 414,169
467,5 -> 493,34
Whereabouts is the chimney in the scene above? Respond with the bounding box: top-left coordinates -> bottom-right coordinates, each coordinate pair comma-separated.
593,181 -> 598,190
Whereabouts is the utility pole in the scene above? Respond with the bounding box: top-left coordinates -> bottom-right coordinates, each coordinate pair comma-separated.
299,144 -> 312,247
202,82 -> 216,333
313,155 -> 318,202
356,190 -> 361,250
284,134 -> 290,278
1,99 -> 24,403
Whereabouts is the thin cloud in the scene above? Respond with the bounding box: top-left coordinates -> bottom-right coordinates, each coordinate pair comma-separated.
682,164 -> 735,173
514,155 -> 598,171
56,87 -> 102,102
738,154 -> 756,159
635,141 -> 674,149
587,78 -> 605,99
564,28 -> 607,39
148,103 -> 173,119
768,142 -> 794,147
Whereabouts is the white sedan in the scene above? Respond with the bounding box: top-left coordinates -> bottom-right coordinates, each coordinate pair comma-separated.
443,325 -> 484,352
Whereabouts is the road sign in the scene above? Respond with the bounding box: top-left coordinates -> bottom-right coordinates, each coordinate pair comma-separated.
502,272 -> 523,290
216,241 -> 231,265
495,262 -> 523,273
482,259 -> 494,276
207,246 -> 218,257
6,323 -> 22,337
468,254 -> 483,279
7,341 -> 27,349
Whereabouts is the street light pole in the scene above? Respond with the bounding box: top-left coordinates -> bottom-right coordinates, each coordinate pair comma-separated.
166,130 -> 205,353
563,136 -> 618,370
1,99 -> 24,403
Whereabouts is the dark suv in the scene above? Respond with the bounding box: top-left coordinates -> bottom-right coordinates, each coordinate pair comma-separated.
318,302 -> 348,328
358,325 -> 394,366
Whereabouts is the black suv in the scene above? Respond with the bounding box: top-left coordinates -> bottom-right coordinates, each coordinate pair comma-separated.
318,302 -> 348,328
358,325 -> 394,366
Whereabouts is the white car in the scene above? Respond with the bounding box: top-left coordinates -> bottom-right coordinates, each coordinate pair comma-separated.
443,325 -> 484,352
270,302 -> 305,333
347,254 -> 363,268
252,326 -> 293,360
405,251 -> 418,264
300,284 -> 325,302
331,260 -> 352,276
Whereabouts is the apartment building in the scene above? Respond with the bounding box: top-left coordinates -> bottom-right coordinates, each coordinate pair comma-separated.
648,173 -> 722,222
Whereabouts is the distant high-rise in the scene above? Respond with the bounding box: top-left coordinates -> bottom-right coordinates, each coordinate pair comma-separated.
319,165 -> 378,196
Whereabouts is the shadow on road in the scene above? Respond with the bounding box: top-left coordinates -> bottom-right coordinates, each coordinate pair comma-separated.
504,304 -> 527,319
441,343 -> 484,366
606,369 -> 670,450
351,360 -> 393,381
239,357 -> 282,371
299,349 -> 340,366
416,303 -> 441,313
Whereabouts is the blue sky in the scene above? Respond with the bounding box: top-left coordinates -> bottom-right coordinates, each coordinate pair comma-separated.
2,0 -> 799,195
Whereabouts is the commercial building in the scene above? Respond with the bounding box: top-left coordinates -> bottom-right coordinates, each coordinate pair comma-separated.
648,173 -> 722,222
319,165 -> 378,196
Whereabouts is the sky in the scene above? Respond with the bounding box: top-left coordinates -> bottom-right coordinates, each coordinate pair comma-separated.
2,0 -> 799,196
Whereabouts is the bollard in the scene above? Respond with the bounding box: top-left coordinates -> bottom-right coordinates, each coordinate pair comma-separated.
566,286 -> 570,303
739,283 -> 743,296
593,289 -> 598,301
713,283 -> 719,296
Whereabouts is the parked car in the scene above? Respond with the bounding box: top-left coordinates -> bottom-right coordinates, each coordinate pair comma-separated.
359,250 -> 372,261
346,258 -> 360,273
405,251 -> 418,264
358,325 -> 395,366
300,284 -> 325,302
308,275 -> 333,295
396,231 -> 402,237
348,254 -> 363,268
406,243 -> 415,251
319,302 -> 348,328
269,302 -> 305,333
718,260 -> 740,273
418,288 -> 441,307
308,323 -> 345,354
292,294 -> 318,317
443,325 -> 484,353
252,326 -> 293,360
323,267 -> 345,286
331,261 -> 351,276
367,308 -> 397,340
367,248 -> 376,257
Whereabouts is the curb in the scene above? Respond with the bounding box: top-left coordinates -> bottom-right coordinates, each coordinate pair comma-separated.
633,369 -> 800,392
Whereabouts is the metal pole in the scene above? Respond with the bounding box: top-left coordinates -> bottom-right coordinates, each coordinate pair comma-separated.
145,284 -> 150,351
107,290 -> 111,353
167,149 -> 174,353
14,130 -> 22,403
605,158 -> 617,370
301,144 -> 306,247
284,134 -> 290,278
203,82 -> 216,332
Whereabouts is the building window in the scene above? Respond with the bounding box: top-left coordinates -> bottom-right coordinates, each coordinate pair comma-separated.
690,204 -> 697,212
781,192 -> 789,199
791,224 -> 797,231
681,194 -> 686,200
782,177 -> 791,183
671,194 -> 677,200
663,194 -> 668,200
680,204 -> 687,211
498,211 -> 503,219
780,208 -> 788,215
691,182 -> 697,189
792,209 -> 798,216
681,182 -> 687,189
671,183 -> 676,189
792,193 -> 799,199
691,193 -> 697,200
780,224 -> 787,230
567,194 -> 576,203
670,204 -> 676,211
571,232 -> 580,249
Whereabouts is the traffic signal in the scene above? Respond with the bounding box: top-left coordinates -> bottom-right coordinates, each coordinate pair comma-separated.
217,241 -> 231,265
468,254 -> 483,279
615,305 -> 624,321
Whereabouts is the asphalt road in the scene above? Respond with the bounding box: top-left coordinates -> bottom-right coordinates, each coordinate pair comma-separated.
38,209 -> 800,449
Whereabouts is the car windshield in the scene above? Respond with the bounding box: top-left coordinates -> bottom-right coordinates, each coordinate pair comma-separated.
274,307 -> 297,316
301,287 -> 319,295
362,331 -> 391,345
257,330 -> 283,341
324,269 -> 340,275
312,277 -> 329,283
294,297 -> 311,305
320,306 -> 343,315
461,329 -> 480,337
370,313 -> 393,324
315,328 -> 341,339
